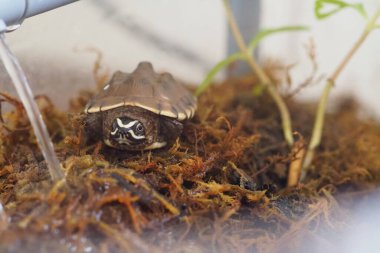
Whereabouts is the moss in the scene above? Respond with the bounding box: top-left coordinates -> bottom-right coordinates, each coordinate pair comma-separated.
0,73 -> 380,253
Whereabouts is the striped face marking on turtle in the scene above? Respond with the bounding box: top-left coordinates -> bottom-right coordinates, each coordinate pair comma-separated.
110,117 -> 146,145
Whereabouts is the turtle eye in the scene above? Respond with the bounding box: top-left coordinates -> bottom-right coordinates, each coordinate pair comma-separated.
136,123 -> 144,133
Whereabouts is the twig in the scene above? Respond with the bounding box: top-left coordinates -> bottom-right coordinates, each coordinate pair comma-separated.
0,202 -> 7,231
287,38 -> 324,98
287,137 -> 306,187
302,6 -> 380,174
222,0 -> 294,146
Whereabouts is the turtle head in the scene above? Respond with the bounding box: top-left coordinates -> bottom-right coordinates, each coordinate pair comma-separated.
109,117 -> 146,146
101,107 -> 167,151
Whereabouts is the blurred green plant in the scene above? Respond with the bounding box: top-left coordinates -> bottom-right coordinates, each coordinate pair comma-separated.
302,0 -> 380,178
196,0 -> 307,147
197,0 -> 380,187
247,26 -> 309,54
314,0 -> 367,19
195,53 -> 244,96
195,26 -> 308,97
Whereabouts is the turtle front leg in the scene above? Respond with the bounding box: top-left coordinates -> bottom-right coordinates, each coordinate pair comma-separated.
83,112 -> 103,144
159,117 -> 184,146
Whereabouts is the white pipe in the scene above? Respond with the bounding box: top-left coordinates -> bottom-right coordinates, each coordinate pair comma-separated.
0,0 -> 78,31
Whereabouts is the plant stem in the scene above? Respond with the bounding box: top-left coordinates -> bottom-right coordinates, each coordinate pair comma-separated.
287,139 -> 306,187
302,6 -> 380,172
222,0 -> 294,146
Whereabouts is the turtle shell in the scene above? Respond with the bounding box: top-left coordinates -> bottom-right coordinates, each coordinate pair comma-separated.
85,62 -> 197,121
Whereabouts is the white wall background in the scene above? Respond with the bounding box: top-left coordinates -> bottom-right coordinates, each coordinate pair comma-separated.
260,0 -> 380,118
0,0 -> 380,117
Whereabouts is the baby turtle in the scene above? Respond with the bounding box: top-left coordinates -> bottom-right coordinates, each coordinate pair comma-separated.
84,62 -> 197,151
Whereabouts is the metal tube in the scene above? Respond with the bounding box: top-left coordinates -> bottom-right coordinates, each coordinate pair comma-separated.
0,0 -> 78,31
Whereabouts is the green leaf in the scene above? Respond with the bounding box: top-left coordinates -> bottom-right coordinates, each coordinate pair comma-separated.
376,24 -> 380,29
247,26 -> 309,56
314,0 -> 367,20
195,53 -> 245,96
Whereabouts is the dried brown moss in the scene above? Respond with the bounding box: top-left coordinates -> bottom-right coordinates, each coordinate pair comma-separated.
1,74 -> 380,253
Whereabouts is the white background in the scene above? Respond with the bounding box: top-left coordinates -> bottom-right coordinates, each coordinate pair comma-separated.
1,0 -> 380,117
